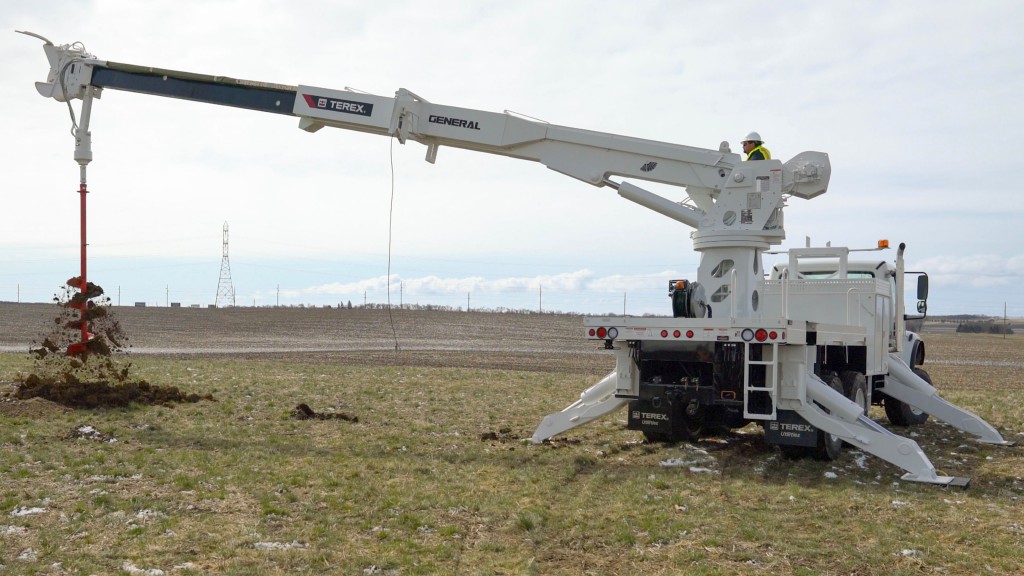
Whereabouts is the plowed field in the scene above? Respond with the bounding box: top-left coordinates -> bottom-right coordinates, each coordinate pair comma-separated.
0,302 -> 611,375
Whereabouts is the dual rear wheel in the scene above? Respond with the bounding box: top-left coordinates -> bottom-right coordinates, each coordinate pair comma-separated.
783,371 -> 869,461
883,367 -> 931,426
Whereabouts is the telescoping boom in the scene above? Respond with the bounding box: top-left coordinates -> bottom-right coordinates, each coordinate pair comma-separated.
22,32 -> 1012,485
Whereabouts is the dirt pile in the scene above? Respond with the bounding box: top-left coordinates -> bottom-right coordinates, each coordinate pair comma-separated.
16,281 -> 213,408
291,403 -> 358,422
17,376 -> 212,408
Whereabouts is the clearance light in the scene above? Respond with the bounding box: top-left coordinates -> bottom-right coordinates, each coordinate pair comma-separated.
661,330 -> 669,338
741,328 -> 754,342
878,239 -> 889,249
588,328 -> 596,337
686,330 -> 694,338
755,328 -> 768,342
769,331 -> 778,340
673,330 -> 681,338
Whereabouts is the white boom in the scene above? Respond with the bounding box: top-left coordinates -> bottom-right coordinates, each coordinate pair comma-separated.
23,33 -> 1011,485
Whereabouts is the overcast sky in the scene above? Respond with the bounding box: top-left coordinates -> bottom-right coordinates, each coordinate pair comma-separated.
2,1 -> 1022,316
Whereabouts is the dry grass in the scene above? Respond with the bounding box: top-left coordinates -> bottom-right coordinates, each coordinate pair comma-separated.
0,308 -> 1022,574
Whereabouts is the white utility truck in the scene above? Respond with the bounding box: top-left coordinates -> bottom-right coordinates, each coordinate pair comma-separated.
22,32 -> 1012,485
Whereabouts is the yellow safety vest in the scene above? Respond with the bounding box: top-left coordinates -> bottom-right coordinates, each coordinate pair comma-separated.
746,145 -> 771,161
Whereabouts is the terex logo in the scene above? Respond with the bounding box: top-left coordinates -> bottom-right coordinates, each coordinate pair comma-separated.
303,94 -> 374,117
771,421 -> 814,433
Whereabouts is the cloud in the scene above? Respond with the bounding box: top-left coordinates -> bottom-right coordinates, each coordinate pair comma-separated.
913,254 -> 1024,289
5,2 -> 1023,316
271,269 -> 686,299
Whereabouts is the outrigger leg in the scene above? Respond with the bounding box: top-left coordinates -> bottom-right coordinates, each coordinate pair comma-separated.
532,372 -> 627,443
793,373 -> 967,486
880,354 -> 1014,446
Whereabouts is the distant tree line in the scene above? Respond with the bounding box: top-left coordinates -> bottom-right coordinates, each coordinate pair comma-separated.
955,320 -> 1013,335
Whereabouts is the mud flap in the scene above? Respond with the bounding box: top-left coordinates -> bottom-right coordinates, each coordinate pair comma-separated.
764,410 -> 817,447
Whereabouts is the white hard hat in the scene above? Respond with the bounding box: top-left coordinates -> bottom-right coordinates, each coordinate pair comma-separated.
743,131 -> 762,143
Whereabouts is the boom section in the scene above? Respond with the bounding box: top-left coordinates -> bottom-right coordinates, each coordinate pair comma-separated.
32,39 -> 740,194
93,62 -> 298,116
298,85 -> 738,190
29,35 -> 830,232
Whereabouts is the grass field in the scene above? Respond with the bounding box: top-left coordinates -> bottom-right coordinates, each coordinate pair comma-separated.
0,305 -> 1022,574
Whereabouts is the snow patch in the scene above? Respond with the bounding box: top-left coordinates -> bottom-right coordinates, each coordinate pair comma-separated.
71,424 -> 118,443
899,549 -> 921,557
17,548 -> 37,562
659,458 -> 699,468
10,506 -> 47,517
253,540 -> 308,551
688,467 -> 719,475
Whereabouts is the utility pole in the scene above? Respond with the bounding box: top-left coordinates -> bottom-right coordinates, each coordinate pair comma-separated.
539,285 -> 543,314
467,292 -> 470,312
276,284 -> 280,307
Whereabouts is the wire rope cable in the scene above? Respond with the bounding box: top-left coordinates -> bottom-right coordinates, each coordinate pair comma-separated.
385,136 -> 401,351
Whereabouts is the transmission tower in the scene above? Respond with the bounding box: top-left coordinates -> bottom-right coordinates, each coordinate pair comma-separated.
215,221 -> 235,307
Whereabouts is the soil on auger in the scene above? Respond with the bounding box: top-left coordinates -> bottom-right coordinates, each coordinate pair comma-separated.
16,281 -> 213,408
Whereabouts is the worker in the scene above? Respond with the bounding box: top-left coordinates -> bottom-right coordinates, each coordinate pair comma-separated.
741,132 -> 771,161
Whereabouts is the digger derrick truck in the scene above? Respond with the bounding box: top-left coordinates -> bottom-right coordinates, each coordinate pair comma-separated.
22,32 -> 1013,486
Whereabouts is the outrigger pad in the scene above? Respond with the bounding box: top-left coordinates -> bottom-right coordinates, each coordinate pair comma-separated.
946,476 -> 971,490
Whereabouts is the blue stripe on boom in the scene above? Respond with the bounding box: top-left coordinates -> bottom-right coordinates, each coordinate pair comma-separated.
91,67 -> 296,115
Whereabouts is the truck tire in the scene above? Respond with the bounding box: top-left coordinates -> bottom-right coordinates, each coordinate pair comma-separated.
677,403 -> 706,441
840,371 -> 869,414
813,375 -> 845,461
883,368 -> 931,427
778,375 -> 845,461
840,371 -> 869,447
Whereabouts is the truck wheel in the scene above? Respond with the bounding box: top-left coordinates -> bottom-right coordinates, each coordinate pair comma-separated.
813,375 -> 845,461
678,403 -> 706,441
840,371 -> 869,447
840,371 -> 869,414
883,368 -> 931,426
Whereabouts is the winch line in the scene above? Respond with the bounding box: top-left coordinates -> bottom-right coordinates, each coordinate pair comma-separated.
385,136 -> 400,351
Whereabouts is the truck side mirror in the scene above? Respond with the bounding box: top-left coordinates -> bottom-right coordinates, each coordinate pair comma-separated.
917,300 -> 927,314
916,274 -> 929,300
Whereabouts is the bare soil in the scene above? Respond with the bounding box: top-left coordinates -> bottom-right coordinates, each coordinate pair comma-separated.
0,302 -> 610,375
